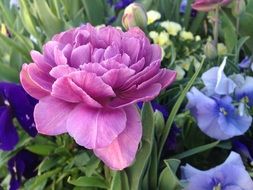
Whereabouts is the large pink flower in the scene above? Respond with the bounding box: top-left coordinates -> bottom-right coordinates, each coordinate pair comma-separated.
20,24 -> 176,170
192,0 -> 231,12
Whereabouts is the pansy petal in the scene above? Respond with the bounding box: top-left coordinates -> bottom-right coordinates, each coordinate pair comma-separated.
34,96 -> 75,135
94,105 -> 142,170
0,107 -> 19,151
66,105 -> 127,149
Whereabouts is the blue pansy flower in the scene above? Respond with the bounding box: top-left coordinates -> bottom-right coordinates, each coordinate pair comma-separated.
8,150 -> 40,190
0,82 -> 37,151
187,87 -> 252,140
201,57 -> 236,96
181,151 -> 253,190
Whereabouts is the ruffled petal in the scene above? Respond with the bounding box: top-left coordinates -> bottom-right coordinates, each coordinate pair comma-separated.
66,105 -> 127,149
94,105 -> 142,170
34,96 -> 75,135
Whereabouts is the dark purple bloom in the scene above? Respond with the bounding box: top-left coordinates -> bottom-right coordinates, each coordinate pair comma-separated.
114,0 -> 134,10
0,82 -> 37,151
233,137 -> 253,166
8,150 -> 40,190
137,101 -> 168,119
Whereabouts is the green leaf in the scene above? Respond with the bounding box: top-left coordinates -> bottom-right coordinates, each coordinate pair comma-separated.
33,0 -> 64,37
126,102 -> 154,190
158,58 -> 205,160
26,144 -> 56,156
0,63 -> 19,82
158,159 -> 182,190
172,140 -> 220,159
68,176 -> 109,189
81,0 -> 105,25
24,168 -> 60,190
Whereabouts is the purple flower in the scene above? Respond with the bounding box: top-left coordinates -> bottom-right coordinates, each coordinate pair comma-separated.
181,151 -> 253,190
0,82 -> 37,151
114,0 -> 134,10
233,138 -> 253,166
8,150 -> 40,190
201,57 -> 236,96
187,87 -> 252,140
20,24 -> 176,170
192,0 -> 232,12
137,101 -> 169,119
233,75 -> 253,107
239,56 -> 252,69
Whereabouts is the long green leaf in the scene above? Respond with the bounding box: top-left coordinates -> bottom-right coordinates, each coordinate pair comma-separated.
158,57 -> 205,160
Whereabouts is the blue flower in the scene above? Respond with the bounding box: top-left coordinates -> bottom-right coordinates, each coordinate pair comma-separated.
181,151 -> 253,190
180,0 -> 188,13
8,150 -> 40,190
114,0 -> 134,10
233,137 -> 253,166
137,101 -> 169,119
0,82 -> 37,151
239,56 -> 252,69
201,57 -> 236,96
233,75 -> 253,107
187,87 -> 252,140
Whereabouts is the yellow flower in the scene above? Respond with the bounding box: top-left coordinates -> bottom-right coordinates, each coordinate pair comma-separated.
160,21 -> 182,36
217,43 -> 228,56
0,24 -> 8,36
180,31 -> 194,41
195,35 -> 201,41
147,10 -> 161,25
149,31 -> 171,47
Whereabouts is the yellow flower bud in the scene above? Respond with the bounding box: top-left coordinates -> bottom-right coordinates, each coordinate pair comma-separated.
180,31 -> 194,41
160,21 -> 182,36
147,10 -> 161,25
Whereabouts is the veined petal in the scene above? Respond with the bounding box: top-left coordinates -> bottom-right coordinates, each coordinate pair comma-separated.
34,96 -> 75,135
94,105 -> 142,170
66,105 -> 127,149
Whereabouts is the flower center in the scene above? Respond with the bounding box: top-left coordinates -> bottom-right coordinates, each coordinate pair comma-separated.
219,107 -> 227,115
242,96 -> 249,104
213,183 -> 221,190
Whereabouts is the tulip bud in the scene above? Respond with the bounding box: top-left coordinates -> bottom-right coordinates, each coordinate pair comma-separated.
232,0 -> 246,17
204,41 -> 217,60
122,3 -> 147,30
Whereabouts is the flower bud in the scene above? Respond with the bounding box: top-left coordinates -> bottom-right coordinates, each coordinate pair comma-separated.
204,41 -> 217,59
232,0 -> 246,17
122,3 -> 147,30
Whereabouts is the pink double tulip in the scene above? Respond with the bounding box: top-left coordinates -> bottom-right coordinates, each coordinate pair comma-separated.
192,0 -> 232,12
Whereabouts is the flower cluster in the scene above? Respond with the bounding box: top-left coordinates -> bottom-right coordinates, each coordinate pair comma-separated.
20,23 -> 176,170
187,57 -> 253,140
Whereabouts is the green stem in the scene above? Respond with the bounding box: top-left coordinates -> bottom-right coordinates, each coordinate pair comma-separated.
213,6 -> 220,48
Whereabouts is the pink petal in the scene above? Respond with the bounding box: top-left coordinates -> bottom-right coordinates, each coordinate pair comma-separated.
94,105 -> 142,170
66,105 -> 127,149
30,50 -> 52,72
102,68 -> 135,88
80,62 -> 108,76
109,83 -> 162,108
137,69 -> 176,90
54,48 -> 67,65
51,76 -> 102,107
34,96 -> 75,135
91,48 -> 105,62
129,58 -> 145,72
20,64 -> 51,99
69,71 -> 116,99
49,65 -> 77,79
70,43 -> 92,68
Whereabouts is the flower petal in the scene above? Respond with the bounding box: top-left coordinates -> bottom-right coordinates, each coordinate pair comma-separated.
66,105 -> 127,149
94,105 -> 142,170
34,96 -> 75,135
20,64 -> 51,99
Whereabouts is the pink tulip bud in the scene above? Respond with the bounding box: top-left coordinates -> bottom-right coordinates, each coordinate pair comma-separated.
122,3 -> 147,30
192,0 -> 232,12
